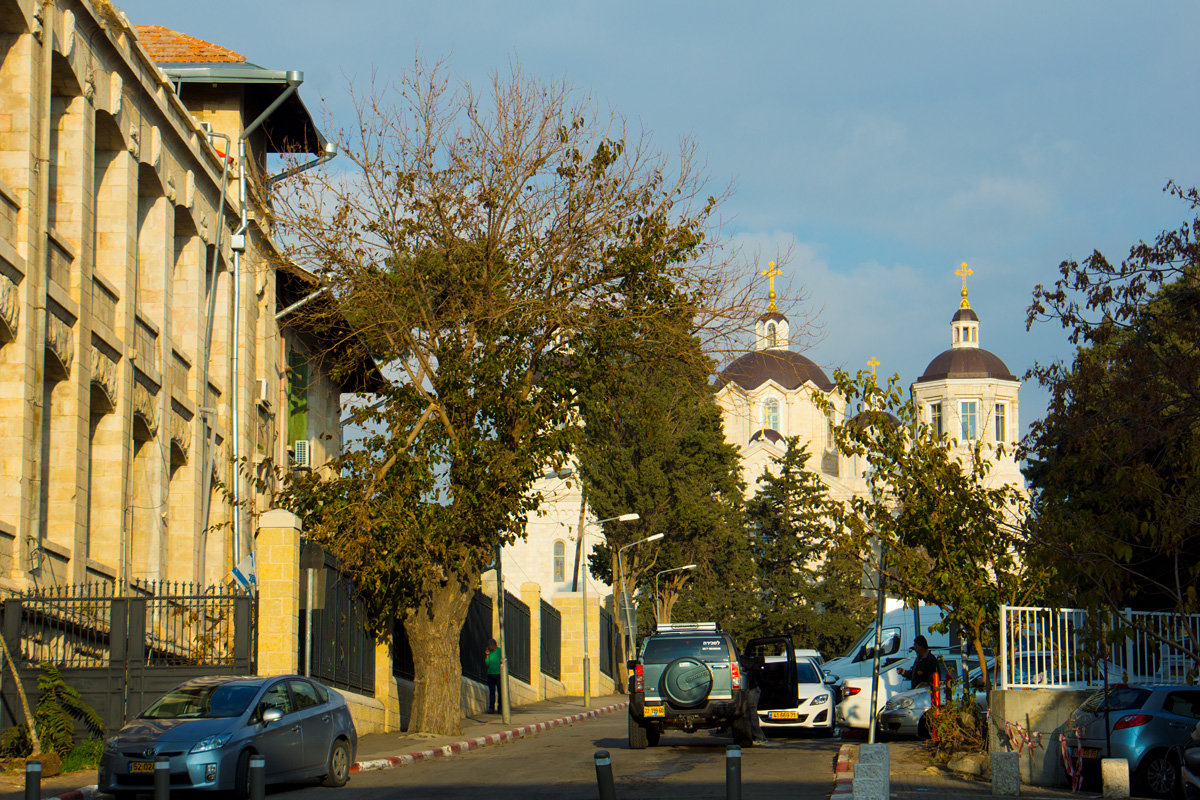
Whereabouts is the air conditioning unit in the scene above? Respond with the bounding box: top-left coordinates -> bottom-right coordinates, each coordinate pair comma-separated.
291,439 -> 312,469
255,378 -> 272,411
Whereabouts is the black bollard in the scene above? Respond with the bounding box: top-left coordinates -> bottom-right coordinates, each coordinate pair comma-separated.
594,749 -> 616,800
726,744 -> 742,800
154,757 -> 170,799
23,760 -> 40,800
249,755 -> 266,800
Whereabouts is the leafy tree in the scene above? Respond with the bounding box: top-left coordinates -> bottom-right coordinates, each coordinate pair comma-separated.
1024,183 -> 1200,629
575,298 -> 749,664
822,371 -> 1041,689
743,437 -> 873,655
277,64 -> 736,735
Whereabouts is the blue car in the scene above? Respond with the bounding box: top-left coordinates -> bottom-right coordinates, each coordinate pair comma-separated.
99,675 -> 357,798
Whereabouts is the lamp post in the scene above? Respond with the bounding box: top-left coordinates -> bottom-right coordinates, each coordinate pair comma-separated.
617,532 -> 664,660
653,564 -> 697,625
583,512 -> 639,708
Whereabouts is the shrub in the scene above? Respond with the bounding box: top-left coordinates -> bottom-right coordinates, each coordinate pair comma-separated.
0,663 -> 104,758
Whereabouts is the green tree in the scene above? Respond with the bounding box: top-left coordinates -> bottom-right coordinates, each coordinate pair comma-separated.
1024,183 -> 1200,626
743,437 -> 873,655
278,64 -> 733,735
822,371 -> 1040,689
575,299 -> 749,663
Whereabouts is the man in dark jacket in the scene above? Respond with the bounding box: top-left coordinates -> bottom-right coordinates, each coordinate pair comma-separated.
898,635 -> 941,688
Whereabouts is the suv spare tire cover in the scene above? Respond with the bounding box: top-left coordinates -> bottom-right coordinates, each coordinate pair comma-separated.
661,657 -> 714,707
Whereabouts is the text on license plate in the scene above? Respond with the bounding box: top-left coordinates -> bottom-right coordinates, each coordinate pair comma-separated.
644,705 -> 665,718
129,761 -> 156,773
770,711 -> 799,720
1078,747 -> 1100,759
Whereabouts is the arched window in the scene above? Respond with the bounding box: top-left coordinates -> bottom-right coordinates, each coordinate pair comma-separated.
553,540 -> 565,583
763,398 -> 780,431
766,322 -> 777,348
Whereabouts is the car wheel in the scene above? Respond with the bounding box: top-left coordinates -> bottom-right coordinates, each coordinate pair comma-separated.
1141,750 -> 1179,798
628,714 -> 649,749
647,726 -> 661,747
322,738 -> 352,787
233,750 -> 252,800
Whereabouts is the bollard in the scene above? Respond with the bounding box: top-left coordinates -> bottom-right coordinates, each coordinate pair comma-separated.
594,750 -> 616,800
23,760 -> 40,800
154,757 -> 170,799
726,744 -> 742,800
249,755 -> 266,800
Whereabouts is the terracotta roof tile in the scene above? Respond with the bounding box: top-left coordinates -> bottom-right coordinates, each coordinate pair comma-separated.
133,25 -> 246,64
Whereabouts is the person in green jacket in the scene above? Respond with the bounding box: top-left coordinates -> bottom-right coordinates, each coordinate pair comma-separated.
485,638 -> 502,713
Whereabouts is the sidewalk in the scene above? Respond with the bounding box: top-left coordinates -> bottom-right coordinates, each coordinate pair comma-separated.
834,739 -> 1102,800
0,694 -> 628,800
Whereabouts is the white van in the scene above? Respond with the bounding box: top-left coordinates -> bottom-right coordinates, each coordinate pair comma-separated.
822,605 -> 950,683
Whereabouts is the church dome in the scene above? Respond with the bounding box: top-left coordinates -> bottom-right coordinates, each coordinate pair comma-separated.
718,350 -> 834,392
916,348 -> 1016,383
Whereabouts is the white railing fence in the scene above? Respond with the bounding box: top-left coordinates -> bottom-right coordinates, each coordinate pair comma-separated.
1000,605 -> 1200,689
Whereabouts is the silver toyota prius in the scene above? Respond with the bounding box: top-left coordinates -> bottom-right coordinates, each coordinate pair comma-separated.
98,675 -> 357,797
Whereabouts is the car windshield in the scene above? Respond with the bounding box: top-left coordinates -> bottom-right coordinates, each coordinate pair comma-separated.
796,662 -> 821,683
141,683 -> 259,719
641,636 -> 730,664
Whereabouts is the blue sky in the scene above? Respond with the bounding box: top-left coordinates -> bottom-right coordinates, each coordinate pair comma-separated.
120,0 -> 1200,437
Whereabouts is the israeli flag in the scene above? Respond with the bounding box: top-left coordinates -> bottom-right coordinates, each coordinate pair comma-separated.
231,553 -> 256,593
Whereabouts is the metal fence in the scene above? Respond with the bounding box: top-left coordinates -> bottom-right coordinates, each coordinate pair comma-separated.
540,599 -> 561,680
599,606 -> 619,678
1000,604 -> 1200,689
504,591 -> 530,684
301,551 -> 375,697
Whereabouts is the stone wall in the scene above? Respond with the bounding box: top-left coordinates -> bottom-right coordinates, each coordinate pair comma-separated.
989,688 -> 1093,787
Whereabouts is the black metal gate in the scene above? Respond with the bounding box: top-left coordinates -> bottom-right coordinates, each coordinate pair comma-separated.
599,606 -> 620,678
0,582 -> 255,736
503,591 -> 530,684
298,549 -> 375,697
540,600 -> 561,680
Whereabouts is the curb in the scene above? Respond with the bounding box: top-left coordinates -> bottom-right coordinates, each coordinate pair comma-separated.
351,701 -> 629,773
45,786 -> 99,800
832,742 -> 856,799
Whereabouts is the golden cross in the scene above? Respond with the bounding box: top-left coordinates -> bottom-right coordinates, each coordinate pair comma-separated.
761,260 -> 782,311
867,356 -> 880,379
956,261 -> 974,309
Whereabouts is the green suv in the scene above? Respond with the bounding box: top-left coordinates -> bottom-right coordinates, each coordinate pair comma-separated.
627,622 -> 794,749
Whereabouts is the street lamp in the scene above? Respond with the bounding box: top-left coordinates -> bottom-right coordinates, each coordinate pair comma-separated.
653,564 -> 697,624
582,512 -> 639,708
617,531 -> 664,660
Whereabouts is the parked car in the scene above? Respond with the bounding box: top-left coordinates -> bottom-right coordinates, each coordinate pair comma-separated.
627,622 -> 793,749
1067,684 -> 1200,797
838,649 -> 982,732
756,655 -> 836,735
878,661 -> 990,738
99,675 -> 357,798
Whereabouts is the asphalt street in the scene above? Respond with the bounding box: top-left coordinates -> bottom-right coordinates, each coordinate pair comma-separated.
276,711 -> 842,800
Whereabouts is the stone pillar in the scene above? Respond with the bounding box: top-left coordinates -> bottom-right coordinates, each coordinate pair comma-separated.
373,636 -> 402,731
522,582 -> 541,696
854,743 -> 890,800
1101,758 -> 1129,799
255,508 -> 301,676
992,751 -> 1020,796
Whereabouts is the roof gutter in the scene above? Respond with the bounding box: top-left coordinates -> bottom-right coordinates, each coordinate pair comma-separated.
268,139 -> 337,186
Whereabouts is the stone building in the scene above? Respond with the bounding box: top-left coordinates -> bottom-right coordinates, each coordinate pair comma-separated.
0,0 -> 362,594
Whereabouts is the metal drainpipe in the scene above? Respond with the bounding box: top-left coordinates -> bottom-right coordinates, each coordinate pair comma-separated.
230,71 -> 302,564
198,130 -> 231,583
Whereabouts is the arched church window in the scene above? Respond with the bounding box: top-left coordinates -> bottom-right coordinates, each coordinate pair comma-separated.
553,540 -> 565,582
763,398 -> 780,431
766,323 -> 777,349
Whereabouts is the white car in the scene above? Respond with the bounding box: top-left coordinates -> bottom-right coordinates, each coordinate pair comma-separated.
756,656 -> 836,734
837,657 -> 913,731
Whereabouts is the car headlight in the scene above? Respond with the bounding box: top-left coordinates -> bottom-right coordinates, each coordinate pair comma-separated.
811,694 -> 829,705
885,697 -> 913,710
189,733 -> 232,754
103,735 -> 121,753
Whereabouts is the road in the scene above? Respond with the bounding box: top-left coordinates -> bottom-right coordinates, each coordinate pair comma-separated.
277,712 -> 841,799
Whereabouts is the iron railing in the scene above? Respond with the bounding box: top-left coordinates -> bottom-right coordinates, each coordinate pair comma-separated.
302,552 -> 375,697
540,599 -> 561,680
459,591 -> 494,683
1000,604 -> 1200,689
599,607 -> 618,679
504,591 -> 530,684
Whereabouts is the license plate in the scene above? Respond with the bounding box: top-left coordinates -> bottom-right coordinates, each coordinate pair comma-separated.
1079,747 -> 1100,759
129,761 -> 156,773
770,711 -> 799,720
644,705 -> 665,718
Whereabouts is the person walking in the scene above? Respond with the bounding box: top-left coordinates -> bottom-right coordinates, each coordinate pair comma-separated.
485,638 -> 502,713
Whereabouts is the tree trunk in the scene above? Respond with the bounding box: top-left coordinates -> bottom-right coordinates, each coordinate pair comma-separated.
0,634 -> 39,756
971,621 -> 992,694
405,581 -> 474,736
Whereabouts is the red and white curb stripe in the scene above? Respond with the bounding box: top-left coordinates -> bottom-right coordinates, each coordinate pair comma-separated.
45,786 -> 99,800
351,701 -> 629,773
832,742 -> 856,799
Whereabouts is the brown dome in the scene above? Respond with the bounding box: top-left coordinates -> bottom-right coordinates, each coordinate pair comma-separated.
718,350 -> 834,392
916,348 -> 1016,383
